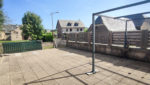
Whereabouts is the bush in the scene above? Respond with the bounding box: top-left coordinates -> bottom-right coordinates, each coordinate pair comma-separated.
42,32 -> 53,42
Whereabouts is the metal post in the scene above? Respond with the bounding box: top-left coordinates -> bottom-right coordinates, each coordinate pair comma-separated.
51,14 -> 54,37
86,14 -> 97,75
51,12 -> 59,36
50,12 -> 59,48
92,14 -> 96,73
124,20 -> 128,48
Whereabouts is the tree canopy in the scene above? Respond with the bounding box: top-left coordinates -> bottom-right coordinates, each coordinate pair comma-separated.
84,27 -> 88,32
0,0 -> 3,8
0,0 -> 4,30
21,12 -> 44,40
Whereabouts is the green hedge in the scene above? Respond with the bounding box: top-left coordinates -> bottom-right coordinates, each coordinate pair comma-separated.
2,40 -> 42,53
42,32 -> 53,42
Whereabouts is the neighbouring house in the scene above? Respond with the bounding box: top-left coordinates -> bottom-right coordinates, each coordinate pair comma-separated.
88,15 -> 137,43
56,20 -> 85,38
1,25 -> 23,41
88,14 -> 150,32
0,31 -> 5,40
88,14 -> 150,44
121,14 -> 150,30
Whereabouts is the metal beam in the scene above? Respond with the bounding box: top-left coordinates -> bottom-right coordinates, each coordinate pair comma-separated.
94,0 -> 150,15
115,11 -> 150,19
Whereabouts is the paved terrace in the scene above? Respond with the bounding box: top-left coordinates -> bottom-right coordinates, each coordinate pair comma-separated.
0,48 -> 150,85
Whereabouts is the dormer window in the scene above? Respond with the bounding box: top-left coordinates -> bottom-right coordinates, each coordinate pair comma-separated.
67,23 -> 71,26
74,23 -> 78,26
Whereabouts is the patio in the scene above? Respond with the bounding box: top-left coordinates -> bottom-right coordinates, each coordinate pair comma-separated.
0,48 -> 150,85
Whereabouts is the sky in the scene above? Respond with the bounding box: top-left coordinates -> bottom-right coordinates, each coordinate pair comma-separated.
3,0 -> 150,30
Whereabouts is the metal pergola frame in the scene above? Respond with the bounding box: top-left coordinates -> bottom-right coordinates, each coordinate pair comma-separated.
88,0 -> 150,74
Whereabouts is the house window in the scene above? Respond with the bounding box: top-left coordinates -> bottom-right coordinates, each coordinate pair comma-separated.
66,29 -> 68,32
74,23 -> 78,26
67,23 -> 71,26
77,28 -> 79,31
80,28 -> 82,31
70,28 -> 72,32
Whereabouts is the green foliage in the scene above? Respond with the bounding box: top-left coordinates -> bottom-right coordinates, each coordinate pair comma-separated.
42,32 -> 53,42
21,11 -> 44,40
0,0 -> 4,30
84,27 -> 88,32
0,40 -> 30,43
0,0 -> 3,8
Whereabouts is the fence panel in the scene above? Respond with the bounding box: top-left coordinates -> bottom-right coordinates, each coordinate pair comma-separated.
148,31 -> 150,47
95,32 -> 109,44
77,32 -> 88,42
2,40 -> 42,53
112,31 -> 141,46
66,30 -> 150,48
68,33 -> 76,41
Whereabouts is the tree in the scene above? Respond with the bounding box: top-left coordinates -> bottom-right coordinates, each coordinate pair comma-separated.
84,27 -> 88,32
21,12 -> 44,40
4,14 -> 12,24
0,0 -> 4,30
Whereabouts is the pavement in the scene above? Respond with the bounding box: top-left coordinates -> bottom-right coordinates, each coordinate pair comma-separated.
0,48 -> 150,85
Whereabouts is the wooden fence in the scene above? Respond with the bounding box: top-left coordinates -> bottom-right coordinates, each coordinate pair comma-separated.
66,30 -> 150,49
112,31 -> 141,46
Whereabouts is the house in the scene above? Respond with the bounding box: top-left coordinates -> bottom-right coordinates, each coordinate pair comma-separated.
0,31 -> 5,40
88,14 -> 150,32
2,25 -> 23,40
121,14 -> 150,30
88,15 -> 137,43
56,20 -> 85,38
88,14 -> 150,43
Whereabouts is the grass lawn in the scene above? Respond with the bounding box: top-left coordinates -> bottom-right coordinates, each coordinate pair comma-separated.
43,45 -> 53,49
0,40 -> 30,43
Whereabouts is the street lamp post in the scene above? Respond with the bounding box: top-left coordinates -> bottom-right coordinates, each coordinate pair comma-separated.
51,12 -> 59,48
51,12 -> 59,37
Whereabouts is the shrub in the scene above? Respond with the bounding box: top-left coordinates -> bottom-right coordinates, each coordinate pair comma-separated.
42,32 -> 53,42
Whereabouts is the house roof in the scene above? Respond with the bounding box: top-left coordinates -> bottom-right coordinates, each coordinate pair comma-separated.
95,16 -> 136,31
58,20 -> 85,28
122,14 -> 149,27
2,25 -> 21,33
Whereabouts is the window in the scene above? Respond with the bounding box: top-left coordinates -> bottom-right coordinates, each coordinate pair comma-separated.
77,28 -> 79,31
80,28 -> 82,31
67,23 -> 71,26
70,28 -> 72,32
66,29 -> 68,32
74,23 -> 78,26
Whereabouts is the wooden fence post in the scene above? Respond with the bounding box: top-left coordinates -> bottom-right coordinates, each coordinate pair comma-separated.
66,34 -> 69,43
75,33 -> 78,43
88,32 -> 91,44
108,31 -> 112,46
141,30 -> 148,50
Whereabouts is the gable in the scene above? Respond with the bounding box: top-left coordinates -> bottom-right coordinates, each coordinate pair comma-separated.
58,20 -> 85,28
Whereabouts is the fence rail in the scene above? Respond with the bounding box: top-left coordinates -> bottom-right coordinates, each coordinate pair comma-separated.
66,30 -> 150,49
